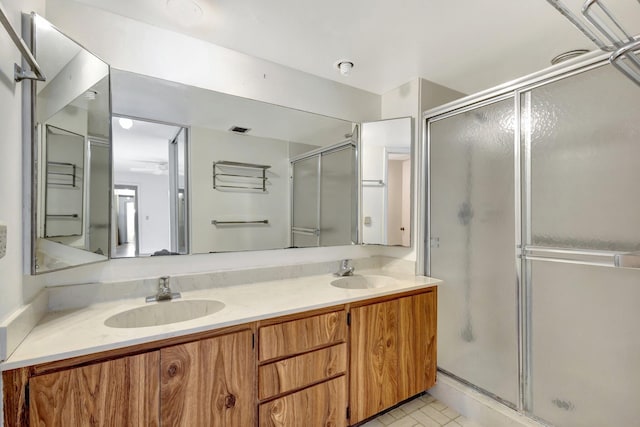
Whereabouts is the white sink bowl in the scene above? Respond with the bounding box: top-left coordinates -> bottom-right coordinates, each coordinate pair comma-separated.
330,274 -> 396,290
104,299 -> 225,328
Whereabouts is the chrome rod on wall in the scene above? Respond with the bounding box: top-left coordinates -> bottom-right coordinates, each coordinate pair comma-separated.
211,220 -> 269,225
544,0 -> 640,87
0,5 -> 45,81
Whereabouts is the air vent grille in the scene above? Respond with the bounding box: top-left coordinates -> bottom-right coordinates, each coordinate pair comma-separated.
229,126 -> 251,134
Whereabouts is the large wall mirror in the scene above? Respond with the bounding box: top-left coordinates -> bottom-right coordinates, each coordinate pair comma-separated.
361,117 -> 413,247
27,15 -> 376,272
110,70 -> 357,256
28,14 -> 111,273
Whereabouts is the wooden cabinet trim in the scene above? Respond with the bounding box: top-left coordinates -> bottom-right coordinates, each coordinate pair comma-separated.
28,323 -> 256,377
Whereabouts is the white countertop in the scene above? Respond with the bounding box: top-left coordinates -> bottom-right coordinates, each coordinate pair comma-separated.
1,269 -> 440,371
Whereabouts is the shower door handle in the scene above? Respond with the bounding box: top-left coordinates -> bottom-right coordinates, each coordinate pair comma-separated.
614,251 -> 640,269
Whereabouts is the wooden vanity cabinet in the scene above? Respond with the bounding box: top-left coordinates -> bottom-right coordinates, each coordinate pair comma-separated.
28,352 -> 160,426
3,286 -> 437,427
257,310 -> 349,427
349,289 -> 437,424
160,330 -> 255,426
3,328 -> 255,427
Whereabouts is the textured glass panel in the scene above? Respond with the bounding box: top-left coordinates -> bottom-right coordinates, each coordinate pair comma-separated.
529,65 -> 640,251
531,261 -> 640,426
429,98 -> 518,405
292,156 -> 319,248
320,147 -> 356,246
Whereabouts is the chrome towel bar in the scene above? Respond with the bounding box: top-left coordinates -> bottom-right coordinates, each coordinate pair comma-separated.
0,7 -> 45,81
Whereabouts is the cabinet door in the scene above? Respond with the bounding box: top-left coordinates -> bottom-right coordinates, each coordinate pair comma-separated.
160,330 -> 255,426
398,291 -> 437,400
29,351 -> 160,427
349,299 -> 399,423
259,376 -> 347,427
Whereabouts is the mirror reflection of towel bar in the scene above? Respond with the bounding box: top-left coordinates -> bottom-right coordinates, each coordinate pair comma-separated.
363,179 -> 384,186
46,214 -> 79,218
211,220 -> 269,225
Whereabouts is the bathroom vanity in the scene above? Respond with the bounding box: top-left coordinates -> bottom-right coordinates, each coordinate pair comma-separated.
2,270 -> 439,426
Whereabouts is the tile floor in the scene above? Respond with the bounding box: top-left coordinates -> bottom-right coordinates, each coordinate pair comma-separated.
362,393 -> 484,427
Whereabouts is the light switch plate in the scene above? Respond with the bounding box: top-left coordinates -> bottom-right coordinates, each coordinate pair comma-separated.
0,221 -> 7,259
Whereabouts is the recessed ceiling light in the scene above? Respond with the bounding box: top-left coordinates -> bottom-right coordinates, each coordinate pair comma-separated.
118,118 -> 133,130
336,61 -> 354,77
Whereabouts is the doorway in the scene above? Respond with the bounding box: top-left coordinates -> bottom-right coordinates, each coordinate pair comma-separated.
385,149 -> 411,246
114,185 -> 139,257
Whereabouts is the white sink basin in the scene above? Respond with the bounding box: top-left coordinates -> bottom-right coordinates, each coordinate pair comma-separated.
104,299 -> 225,328
330,274 -> 396,290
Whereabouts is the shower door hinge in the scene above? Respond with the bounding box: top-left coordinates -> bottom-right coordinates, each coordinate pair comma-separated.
430,237 -> 440,248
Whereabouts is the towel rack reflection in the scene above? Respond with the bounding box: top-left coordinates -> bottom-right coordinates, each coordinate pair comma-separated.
363,179 -> 385,187
0,7 -> 45,81
211,219 -> 269,225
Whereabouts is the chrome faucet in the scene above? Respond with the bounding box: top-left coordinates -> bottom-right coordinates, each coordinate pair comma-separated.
146,276 -> 181,303
334,259 -> 354,277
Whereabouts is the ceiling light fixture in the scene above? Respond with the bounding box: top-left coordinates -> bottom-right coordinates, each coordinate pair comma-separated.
336,61 -> 354,77
118,118 -> 133,130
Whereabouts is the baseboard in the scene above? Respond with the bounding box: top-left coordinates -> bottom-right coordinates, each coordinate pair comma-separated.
429,373 -> 548,427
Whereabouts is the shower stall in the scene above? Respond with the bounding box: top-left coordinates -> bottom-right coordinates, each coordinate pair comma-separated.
425,54 -> 640,426
290,141 -> 357,248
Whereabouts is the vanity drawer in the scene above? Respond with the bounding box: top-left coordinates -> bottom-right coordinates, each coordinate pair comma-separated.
259,343 -> 347,400
259,375 -> 347,427
258,311 -> 347,361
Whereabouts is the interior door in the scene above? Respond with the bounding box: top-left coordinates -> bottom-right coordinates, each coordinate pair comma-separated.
523,64 -> 640,427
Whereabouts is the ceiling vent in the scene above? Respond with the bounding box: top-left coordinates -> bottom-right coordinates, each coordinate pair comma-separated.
229,126 -> 251,134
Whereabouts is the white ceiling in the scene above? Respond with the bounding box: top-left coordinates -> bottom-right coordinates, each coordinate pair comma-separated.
111,69 -> 353,146
112,118 -> 180,174
64,0 -> 640,95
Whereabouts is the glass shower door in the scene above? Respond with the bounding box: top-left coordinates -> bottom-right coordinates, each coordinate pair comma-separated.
319,146 -> 357,246
429,97 -> 519,406
291,155 -> 320,247
524,64 -> 640,427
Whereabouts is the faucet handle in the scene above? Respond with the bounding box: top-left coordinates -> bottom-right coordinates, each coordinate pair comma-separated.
159,276 -> 170,288
341,259 -> 352,267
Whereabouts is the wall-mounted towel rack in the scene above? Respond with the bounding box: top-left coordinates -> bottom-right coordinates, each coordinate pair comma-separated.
213,161 -> 271,191
46,214 -> 79,218
47,161 -> 77,187
362,179 -> 385,187
211,219 -> 269,225
0,6 -> 45,82
545,0 -> 640,87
